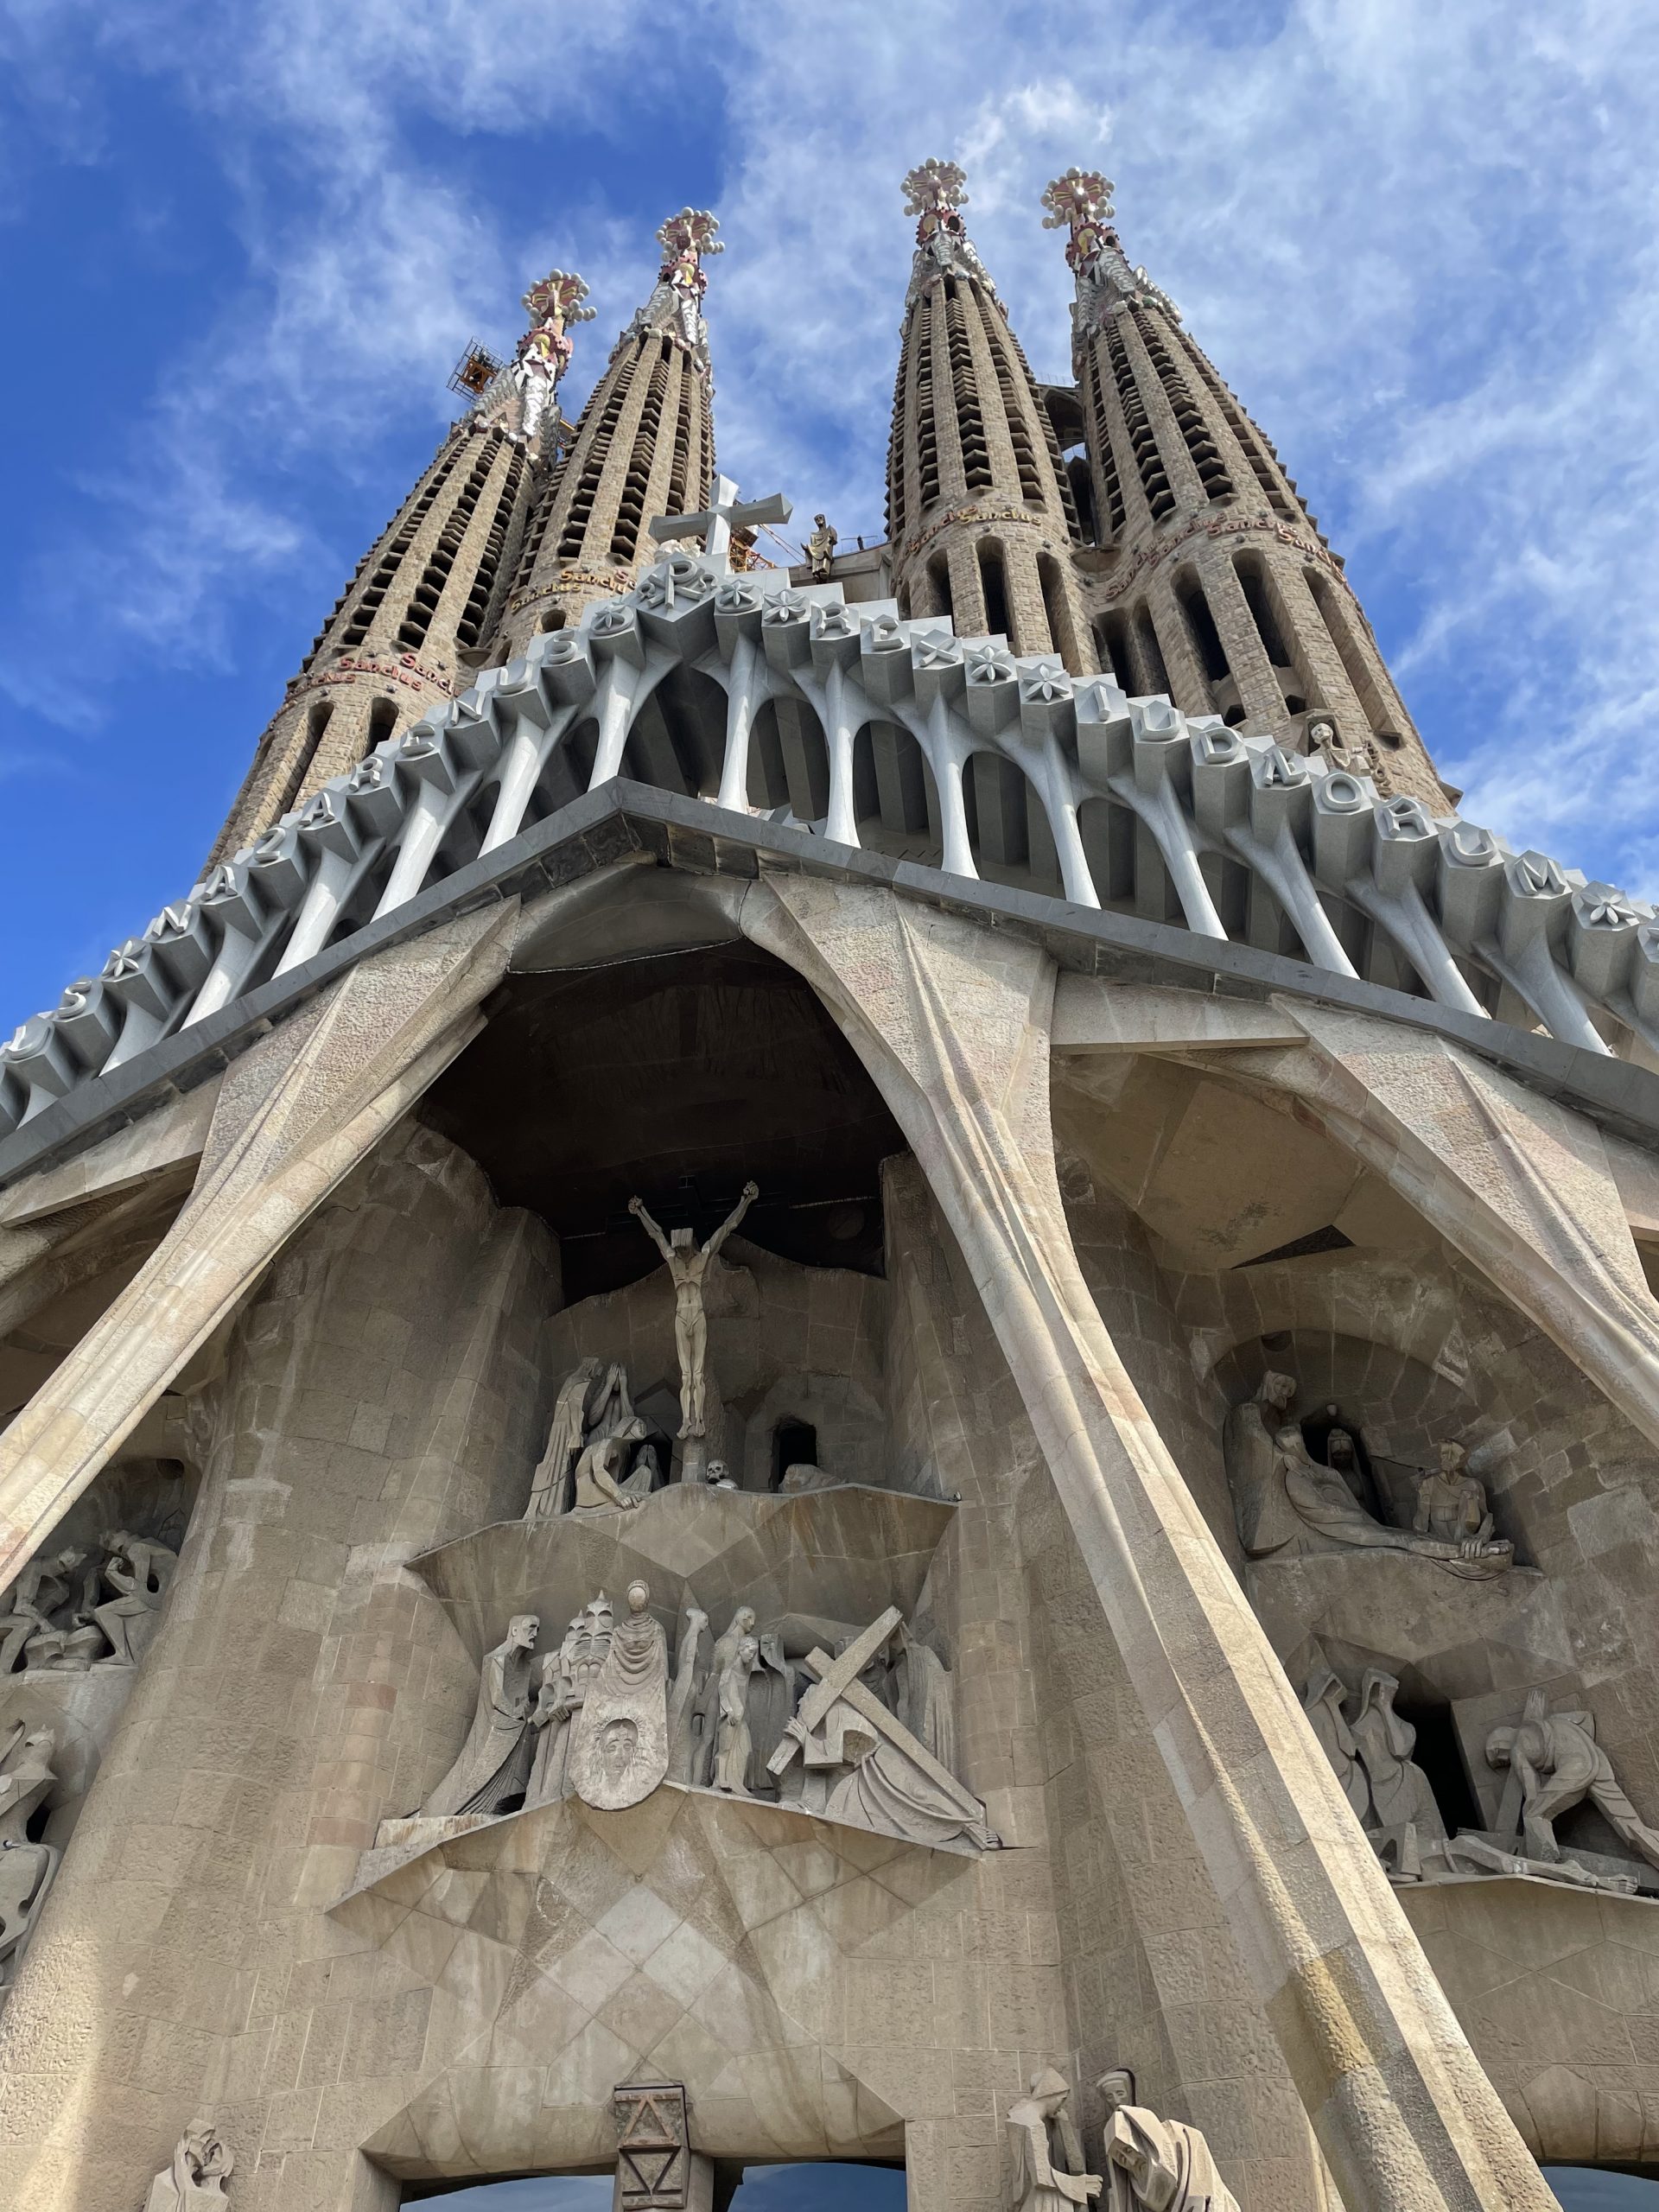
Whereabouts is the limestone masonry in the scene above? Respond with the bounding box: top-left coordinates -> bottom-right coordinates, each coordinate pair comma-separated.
0,162 -> 1655,2212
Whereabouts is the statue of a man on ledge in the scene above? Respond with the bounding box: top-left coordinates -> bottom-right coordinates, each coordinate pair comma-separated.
628,1184 -> 759,1435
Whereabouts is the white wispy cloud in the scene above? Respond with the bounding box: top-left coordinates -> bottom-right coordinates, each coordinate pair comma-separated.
4,0 -> 1658,896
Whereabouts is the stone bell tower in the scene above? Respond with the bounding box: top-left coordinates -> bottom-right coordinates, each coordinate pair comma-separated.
491,207 -> 721,661
886,160 -> 1096,676
210,270 -> 597,863
1041,167 -> 1445,805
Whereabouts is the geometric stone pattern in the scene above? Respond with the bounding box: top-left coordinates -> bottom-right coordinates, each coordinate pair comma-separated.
334,1788 -> 993,2188
5,537 -> 1653,1135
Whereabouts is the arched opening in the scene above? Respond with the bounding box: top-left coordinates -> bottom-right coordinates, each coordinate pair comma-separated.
963,749 -> 1059,893
925,549 -> 953,626
747,696 -> 830,823
366,695 -> 399,753
1236,551 -> 1319,715
1306,564 -> 1394,736
538,608 -> 567,635
1173,569 -> 1230,692
976,537 -> 1012,641
1133,603 -> 1171,697
1037,550 -> 1084,676
620,665 -> 727,799
771,1416 -> 818,1489
273,696 -> 336,818
851,719 -> 943,868
1094,609 -> 1134,690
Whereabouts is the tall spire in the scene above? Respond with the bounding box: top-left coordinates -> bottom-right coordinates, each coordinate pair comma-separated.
885,159 -> 1094,674
206,270 -> 595,861
1043,167 -> 1446,805
487,209 -> 721,657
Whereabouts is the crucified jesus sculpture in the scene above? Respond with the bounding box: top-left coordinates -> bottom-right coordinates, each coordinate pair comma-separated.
627,1184 -> 759,1437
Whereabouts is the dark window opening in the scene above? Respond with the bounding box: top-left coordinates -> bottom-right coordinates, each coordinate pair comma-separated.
1095,609 -> 1133,689
772,1418 -> 818,1490
366,696 -> 398,753
540,608 -> 567,633
977,539 -> 1012,640
1134,604 -> 1170,696
1175,571 -> 1230,684
1395,1699 -> 1483,1836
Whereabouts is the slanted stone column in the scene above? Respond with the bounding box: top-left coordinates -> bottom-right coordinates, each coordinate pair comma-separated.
738,873 -> 1554,2212
0,900 -> 519,1592
1239,1002 -> 1659,1454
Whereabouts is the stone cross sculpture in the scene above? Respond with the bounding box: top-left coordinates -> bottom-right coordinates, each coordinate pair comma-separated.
566,1580 -> 670,1811
1008,2068 -> 1100,2212
651,480 -> 791,569
627,1184 -> 759,1438
769,1606 -> 997,1850
1096,2069 -> 1239,2212
143,2125 -> 233,2210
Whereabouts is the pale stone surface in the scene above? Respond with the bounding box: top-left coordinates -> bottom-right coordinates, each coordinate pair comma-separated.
0,900 -> 519,1596
1007,2068 -> 1099,2212
739,873 -> 1554,2212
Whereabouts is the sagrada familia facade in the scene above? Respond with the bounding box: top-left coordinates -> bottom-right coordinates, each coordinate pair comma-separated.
0,158 -> 1654,2212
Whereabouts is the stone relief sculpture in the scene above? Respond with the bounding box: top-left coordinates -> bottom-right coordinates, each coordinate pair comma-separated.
628,1183 -> 759,1438
525,1357 -> 601,1521
0,1548 -> 86,1673
692,1605 -> 757,1788
570,1432 -> 645,1514
1007,2068 -> 1101,2212
143,2125 -> 233,2210
420,1615 -> 537,1817
1301,1665 -> 1370,1821
0,1528 -> 179,1675
92,1530 -> 177,1664
712,1633 -> 760,1794
566,1580 -> 671,1811
771,1607 -> 997,1849
1303,1665 -> 1446,1879
893,1618 -> 957,1773
1096,2069 -> 1240,2212
1487,1690 -> 1659,1878
1223,1372 -> 1511,1576
0,1722 -> 60,2002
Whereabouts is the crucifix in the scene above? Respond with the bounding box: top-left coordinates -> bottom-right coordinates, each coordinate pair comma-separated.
650,475 -> 791,567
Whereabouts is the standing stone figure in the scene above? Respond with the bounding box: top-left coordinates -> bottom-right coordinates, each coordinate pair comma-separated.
1350,1671 -> 1446,1847
1221,1371 -> 1297,1555
1302,1666 -> 1370,1821
666,1605 -> 709,1783
421,1615 -> 538,1817
1007,2068 -> 1101,2212
805,513 -> 838,582
143,2125 -> 233,2210
1488,1691 -> 1659,1872
893,1621 -> 957,1775
628,1183 -> 759,1436
526,1617 -> 584,1807
0,1724 -> 57,1847
567,1580 -> 670,1811
1096,2069 -> 1239,2212
526,1357 -> 601,1521
694,1606 -> 758,1786
713,1635 -> 760,1794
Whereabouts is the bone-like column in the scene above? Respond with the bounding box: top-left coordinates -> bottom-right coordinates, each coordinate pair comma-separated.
0,901 -> 518,1591
737,873 -> 1553,2212
1240,1000 -> 1659,1452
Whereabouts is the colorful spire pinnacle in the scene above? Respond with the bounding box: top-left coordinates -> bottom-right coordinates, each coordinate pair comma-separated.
1040,168 -> 1179,342
621,207 -> 723,367
512,268 -> 595,450
900,158 -> 996,306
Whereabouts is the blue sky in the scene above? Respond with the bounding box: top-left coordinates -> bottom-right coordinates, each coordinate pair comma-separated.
2,0 -> 1657,1032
